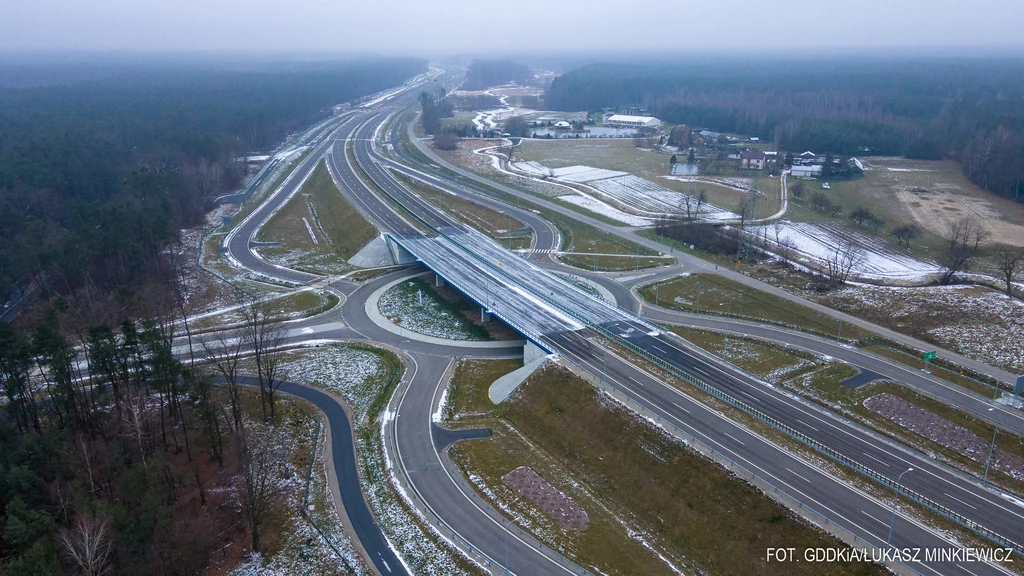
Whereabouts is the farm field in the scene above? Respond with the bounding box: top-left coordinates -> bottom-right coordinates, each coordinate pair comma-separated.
750,220 -> 942,282
513,138 -> 780,219
257,159 -> 378,274
788,158 -> 1024,255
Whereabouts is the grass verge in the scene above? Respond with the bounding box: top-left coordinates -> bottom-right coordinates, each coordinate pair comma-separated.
640,273 -> 874,341
445,360 -> 887,576
258,159 -> 378,274
393,171 -> 533,250
666,326 -> 1024,500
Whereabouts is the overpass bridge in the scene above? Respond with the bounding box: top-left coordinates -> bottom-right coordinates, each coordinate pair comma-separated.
347,113 -> 1024,565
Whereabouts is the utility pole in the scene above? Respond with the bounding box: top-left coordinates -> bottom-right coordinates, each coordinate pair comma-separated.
696,281 -> 701,313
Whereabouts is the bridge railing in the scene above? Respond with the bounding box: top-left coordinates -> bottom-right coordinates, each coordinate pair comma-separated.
367,140 -> 1024,560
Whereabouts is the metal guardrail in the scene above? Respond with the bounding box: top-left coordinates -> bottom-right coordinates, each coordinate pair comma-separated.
591,324 -> 1024,560
382,382 -> 593,575
364,139 -> 1024,561
555,356 -> 929,575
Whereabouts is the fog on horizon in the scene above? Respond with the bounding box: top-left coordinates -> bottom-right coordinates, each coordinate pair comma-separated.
3,0 -> 1024,57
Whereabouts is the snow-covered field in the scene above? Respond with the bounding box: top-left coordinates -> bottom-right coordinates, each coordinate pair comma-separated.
751,220 -> 942,282
558,194 -> 652,226
588,174 -> 726,216
507,159 -> 734,220
378,280 -> 487,341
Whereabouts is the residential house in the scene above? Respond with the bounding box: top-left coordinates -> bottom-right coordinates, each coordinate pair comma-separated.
740,150 -> 766,170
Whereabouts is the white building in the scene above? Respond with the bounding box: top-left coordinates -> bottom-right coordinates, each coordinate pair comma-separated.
606,114 -> 661,128
553,120 -> 572,129
791,164 -> 823,178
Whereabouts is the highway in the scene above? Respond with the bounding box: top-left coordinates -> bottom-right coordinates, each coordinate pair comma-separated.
221,70 -> 1022,575
401,115 -> 1021,389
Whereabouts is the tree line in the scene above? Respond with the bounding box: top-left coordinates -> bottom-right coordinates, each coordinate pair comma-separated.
0,289 -> 298,575
0,58 -> 426,305
463,59 -> 531,90
545,58 -> 1024,204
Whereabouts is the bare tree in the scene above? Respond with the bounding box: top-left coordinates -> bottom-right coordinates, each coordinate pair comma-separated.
940,218 -> 987,284
825,241 -> 865,285
59,514 -> 114,576
237,425 -> 290,554
696,189 -> 707,214
241,297 -> 285,422
201,327 -> 249,431
995,244 -> 1024,298
778,236 -> 797,265
736,195 -> 757,230
772,220 -> 785,245
682,194 -> 694,219
121,386 -> 151,465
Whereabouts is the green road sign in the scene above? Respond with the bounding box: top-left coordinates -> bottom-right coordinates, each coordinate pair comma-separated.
923,351 -> 937,362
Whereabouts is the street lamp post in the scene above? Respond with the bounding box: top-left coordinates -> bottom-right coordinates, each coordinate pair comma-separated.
983,404 -> 1005,485
887,468 -> 913,548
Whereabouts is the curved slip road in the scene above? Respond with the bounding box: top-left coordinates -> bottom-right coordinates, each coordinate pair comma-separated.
223,70 -> 1021,574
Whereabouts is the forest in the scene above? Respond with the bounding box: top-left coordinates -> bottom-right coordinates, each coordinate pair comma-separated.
0,57 -> 426,307
545,57 -> 1024,203
463,59 -> 531,90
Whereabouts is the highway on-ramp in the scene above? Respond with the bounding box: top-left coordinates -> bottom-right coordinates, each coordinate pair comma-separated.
221,71 -> 1021,575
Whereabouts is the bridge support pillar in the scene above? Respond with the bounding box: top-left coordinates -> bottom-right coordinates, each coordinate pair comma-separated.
480,306 -> 491,323
489,341 -> 553,404
524,341 -> 546,363
383,235 -> 418,265
435,274 -> 445,288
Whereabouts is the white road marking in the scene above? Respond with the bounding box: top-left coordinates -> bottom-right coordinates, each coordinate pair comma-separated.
628,375 -> 644,386
862,452 -> 891,468
860,510 -> 889,527
943,492 -> 977,510
671,401 -> 690,414
796,419 -> 818,432
786,467 -> 812,483
723,432 -> 745,446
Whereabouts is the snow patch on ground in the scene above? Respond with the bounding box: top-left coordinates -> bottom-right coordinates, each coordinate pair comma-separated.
279,344 -> 386,420
378,280 -> 487,341
559,194 -> 652,225
750,220 -> 942,281
820,284 -> 1024,372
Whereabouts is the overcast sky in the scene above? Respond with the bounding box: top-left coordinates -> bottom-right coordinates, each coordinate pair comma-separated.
3,0 -> 1023,56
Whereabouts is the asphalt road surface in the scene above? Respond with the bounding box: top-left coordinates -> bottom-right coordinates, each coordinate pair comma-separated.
220,70 -> 1021,575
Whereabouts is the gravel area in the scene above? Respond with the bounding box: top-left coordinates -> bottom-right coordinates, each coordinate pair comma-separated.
863,393 -> 1024,480
502,466 -> 589,531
